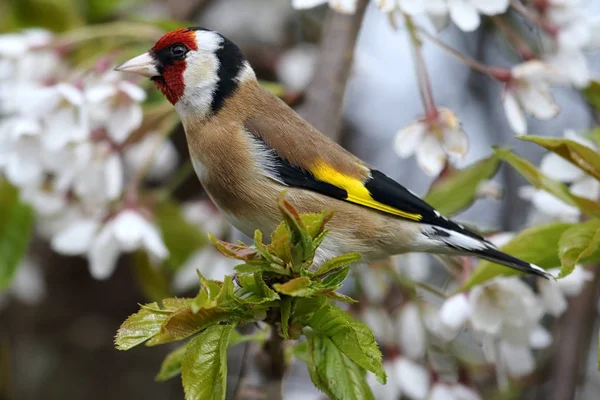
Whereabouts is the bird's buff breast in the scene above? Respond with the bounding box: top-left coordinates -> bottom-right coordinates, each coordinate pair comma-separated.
190,154 -> 281,237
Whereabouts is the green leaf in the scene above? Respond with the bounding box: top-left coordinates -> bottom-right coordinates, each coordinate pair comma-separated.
0,182 -> 34,290
273,277 -> 314,297
319,266 -> 351,290
294,298 -> 386,383
277,196 -> 315,266
583,80 -> 600,111
234,263 -> 290,276
292,341 -> 309,362
519,135 -> 600,182
132,251 -> 171,301
235,274 -> 280,304
115,298 -> 191,350
424,154 -> 500,216
155,343 -> 187,382
323,291 -> 358,303
280,296 -> 292,339
209,233 -> 262,262
461,222 -> 573,290
181,322 -> 236,400
494,148 -> 600,217
558,219 -> 600,277
147,307 -> 235,346
155,198 -> 206,272
307,333 -> 375,400
315,253 -> 362,276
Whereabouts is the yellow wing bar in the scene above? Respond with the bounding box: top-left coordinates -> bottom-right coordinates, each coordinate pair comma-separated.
311,161 -> 423,221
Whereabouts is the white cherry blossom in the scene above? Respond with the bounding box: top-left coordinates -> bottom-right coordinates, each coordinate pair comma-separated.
88,209 -> 168,280
394,108 -> 468,176
502,61 -> 564,135
447,0 -> 509,31
394,302 -> 427,359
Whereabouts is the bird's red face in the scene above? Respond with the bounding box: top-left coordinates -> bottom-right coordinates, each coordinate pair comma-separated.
116,27 -> 248,115
148,28 -> 198,104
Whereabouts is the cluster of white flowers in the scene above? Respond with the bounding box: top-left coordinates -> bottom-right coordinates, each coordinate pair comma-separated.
520,130 -> 599,222
292,0 -> 510,32
436,266 -> 592,380
0,29 -> 179,280
357,231 -> 594,396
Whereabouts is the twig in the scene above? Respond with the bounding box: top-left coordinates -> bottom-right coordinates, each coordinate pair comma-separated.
491,16 -> 535,60
404,14 -> 438,121
510,0 -> 558,36
547,265 -> 600,400
260,313 -> 286,400
232,341 -> 251,400
417,28 -> 499,79
297,0 -> 369,141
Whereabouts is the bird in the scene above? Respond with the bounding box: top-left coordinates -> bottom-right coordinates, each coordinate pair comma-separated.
115,27 -> 552,279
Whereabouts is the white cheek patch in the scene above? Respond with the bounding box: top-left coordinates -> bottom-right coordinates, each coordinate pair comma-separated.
177,31 -> 223,117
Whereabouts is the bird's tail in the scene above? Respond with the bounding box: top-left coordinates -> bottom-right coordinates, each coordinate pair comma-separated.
420,225 -> 554,280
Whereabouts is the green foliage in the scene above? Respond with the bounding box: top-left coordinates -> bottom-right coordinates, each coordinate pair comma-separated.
424,154 -> 500,216
0,181 -> 35,290
294,297 -> 386,383
519,135 -> 600,182
583,80 -> 600,112
115,195 -> 384,400
155,343 -> 188,382
115,298 -> 191,350
307,333 -> 375,400
182,323 -> 236,400
558,220 -> 600,278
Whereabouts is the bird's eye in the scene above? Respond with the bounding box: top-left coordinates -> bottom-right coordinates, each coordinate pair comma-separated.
170,44 -> 188,58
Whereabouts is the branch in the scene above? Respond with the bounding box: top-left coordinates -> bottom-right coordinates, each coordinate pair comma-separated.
297,0 -> 369,141
547,264 -> 600,400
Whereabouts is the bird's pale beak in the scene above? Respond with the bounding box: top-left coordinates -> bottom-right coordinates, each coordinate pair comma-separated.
114,52 -> 160,78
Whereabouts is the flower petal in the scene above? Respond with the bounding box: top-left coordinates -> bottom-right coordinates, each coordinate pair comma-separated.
440,293 -> 471,331
556,265 -> 593,296
518,82 -> 559,120
448,0 -> 481,31
117,81 -> 146,102
502,91 -> 527,135
570,177 -> 600,201
395,303 -> 426,359
529,325 -> 552,349
416,134 -> 446,177
539,153 -> 584,182
105,153 -> 124,201
394,121 -> 426,158
499,342 -> 535,377
292,0 -> 329,9
88,224 -> 121,280
141,222 -> 169,260
395,358 -> 430,400
538,278 -> 567,317
51,219 -> 100,256
106,103 -> 143,144
470,0 -> 509,14
111,210 -> 146,251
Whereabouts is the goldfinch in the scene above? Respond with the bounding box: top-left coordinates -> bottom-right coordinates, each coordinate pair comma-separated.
116,27 -> 551,279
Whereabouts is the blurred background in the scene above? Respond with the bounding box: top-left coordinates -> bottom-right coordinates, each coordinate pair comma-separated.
1,0 -> 599,399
